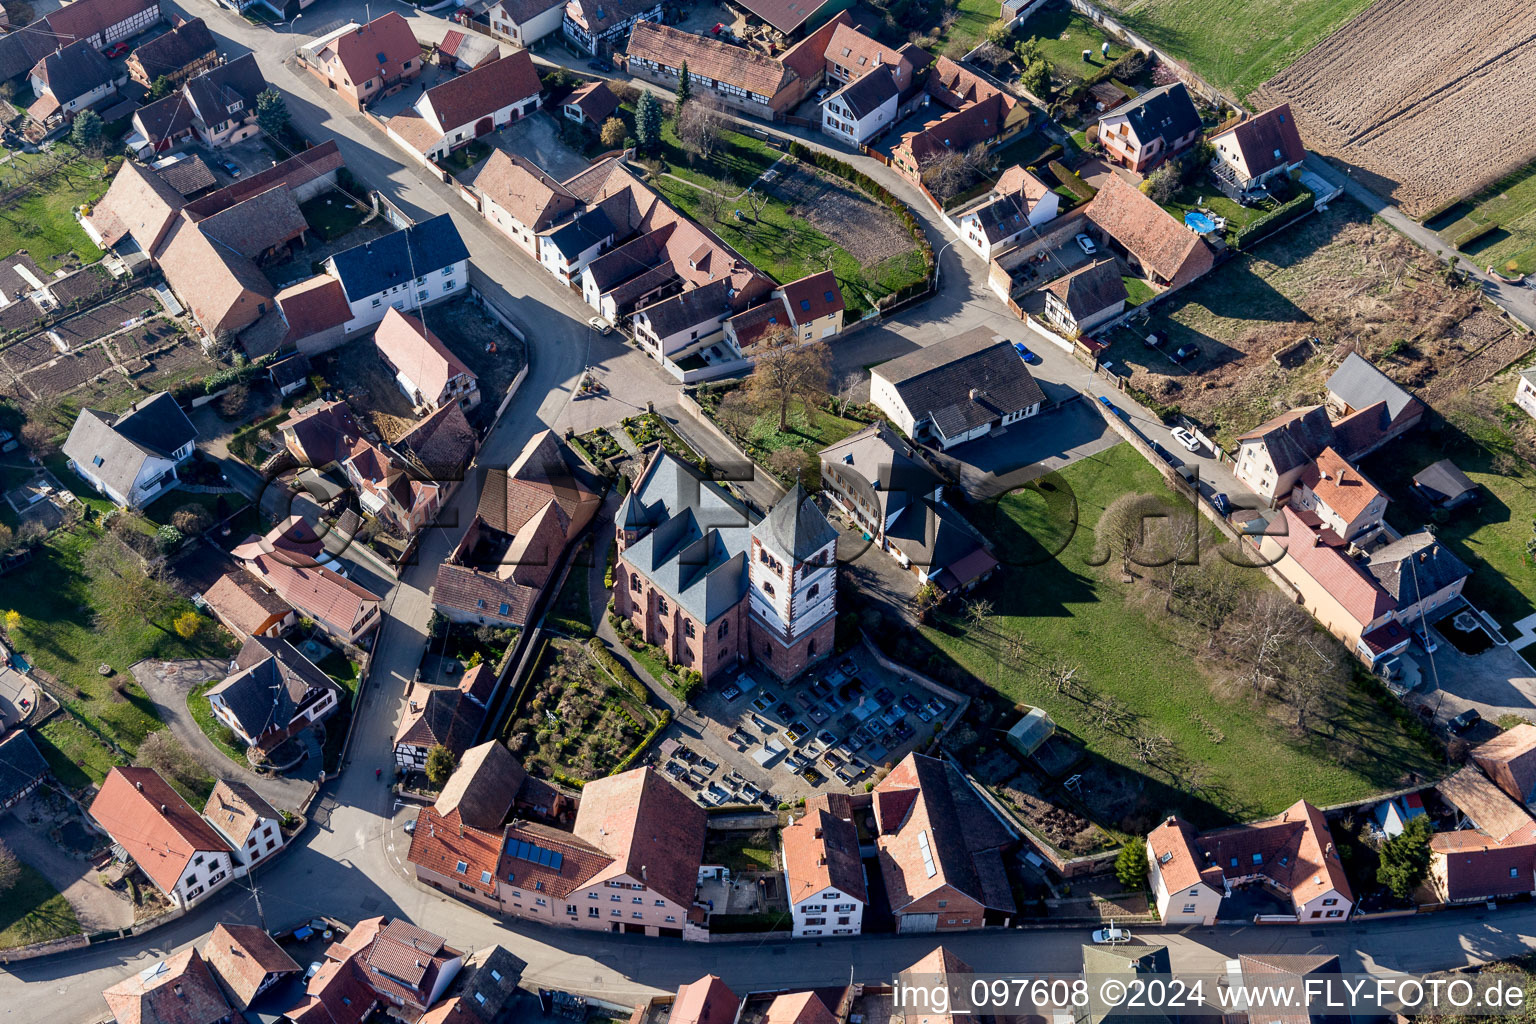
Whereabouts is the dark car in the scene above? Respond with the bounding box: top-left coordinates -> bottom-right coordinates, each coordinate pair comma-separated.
1012,341 -> 1042,364
588,60 -> 608,72
220,159 -> 242,178
1144,329 -> 1168,348
1211,492 -> 1230,516
104,42 -> 129,58
1170,343 -> 1200,364
1450,709 -> 1482,733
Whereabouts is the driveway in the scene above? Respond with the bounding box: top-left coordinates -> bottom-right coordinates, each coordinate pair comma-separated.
926,393 -> 1118,499
489,112 -> 590,181
1405,618 -> 1536,729
0,801 -> 134,933
130,658 -> 313,811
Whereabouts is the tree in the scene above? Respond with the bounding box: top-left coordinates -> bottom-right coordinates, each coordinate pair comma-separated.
156,524 -> 183,552
171,503 -> 215,536
697,185 -> 725,223
675,61 -> 692,107
743,186 -> 770,221
742,327 -> 831,431
70,109 -> 103,152
675,99 -> 723,162
1227,591 -> 1310,700
0,839 -> 18,895
767,447 -> 818,487
715,389 -> 757,440
1019,57 -> 1053,97
1377,814 -> 1434,900
0,522 -> 12,554
20,410 -> 59,455
137,730 -> 207,796
2,610 -> 18,633
599,116 -> 626,149
1093,492 -> 1169,578
1141,163 -> 1180,204
425,744 -> 457,786
984,18 -> 1011,46
255,87 -> 291,139
218,382 -> 249,419
634,91 -> 662,154
1114,841 -> 1148,890
173,611 -> 202,639
83,540 -> 175,632
148,75 -> 175,101
963,598 -> 993,632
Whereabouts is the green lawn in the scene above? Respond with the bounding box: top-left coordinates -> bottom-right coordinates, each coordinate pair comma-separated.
547,554 -> 594,639
1093,0 -> 1377,102
1429,161 -> 1536,276
0,864 -> 81,951
703,829 -> 780,872
734,397 -> 866,465
0,150 -> 107,271
299,190 -> 371,242
1121,275 -> 1156,306
1158,176 -> 1273,244
1017,5 -> 1127,86
3,527 -> 226,780
656,120 -> 779,195
188,679 -> 245,765
924,443 -> 1439,828
654,176 -> 926,319
990,132 -> 1056,172
142,489 -> 248,530
1357,433 -> 1536,630
931,0 -> 1008,56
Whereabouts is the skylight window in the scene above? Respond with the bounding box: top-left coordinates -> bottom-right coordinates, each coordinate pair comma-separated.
917,830 -> 936,878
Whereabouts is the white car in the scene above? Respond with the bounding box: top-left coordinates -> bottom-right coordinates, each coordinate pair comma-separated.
306,961 -> 323,979
588,316 -> 612,335
1170,427 -> 1201,453
1091,924 -> 1130,945
1076,233 -> 1097,255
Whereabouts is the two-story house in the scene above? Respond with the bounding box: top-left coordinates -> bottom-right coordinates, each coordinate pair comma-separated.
468,150 -> 580,260
89,766 -> 235,908
1288,446 -> 1388,543
1097,82 -> 1201,173
202,780 -> 287,877
870,326 -> 1044,450
101,948 -> 236,1024
473,0 -> 566,47
27,40 -> 122,132
782,794 -> 866,937
1517,368 -> 1536,421
385,50 -> 542,163
127,17 -> 218,90
1041,258 -> 1126,336
956,165 -> 1059,261
563,0 -> 661,56
324,214 -> 471,334
202,923 -> 301,1010
232,521 -> 384,644
304,13 -> 422,110
63,392 -> 197,509
183,54 -> 268,147
1207,103 -> 1306,200
373,306 -> 481,413
205,635 -> 341,749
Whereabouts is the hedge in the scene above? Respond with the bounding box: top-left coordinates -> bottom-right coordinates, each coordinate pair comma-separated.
1027,143 -> 1063,170
609,706 -> 672,776
1233,185 -> 1315,249
1076,51 -> 1146,95
587,637 -> 649,703
1048,160 -> 1097,202
1454,221 -> 1500,251
786,141 -> 935,278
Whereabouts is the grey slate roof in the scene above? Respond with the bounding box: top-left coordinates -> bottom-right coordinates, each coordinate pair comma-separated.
1235,405 -> 1332,475
1114,82 -> 1200,152
545,206 -> 616,259
184,53 -> 267,130
130,17 -> 216,81
1412,459 -> 1477,505
206,636 -> 336,740
827,65 -> 896,120
62,392 -> 197,501
1045,259 -> 1126,320
1366,532 -> 1472,609
819,420 -> 940,523
32,40 -> 115,104
873,327 -> 1046,440
0,730 -> 49,806
619,451 -> 754,625
328,214 -> 469,301
1326,352 -> 1419,420
633,277 -> 731,339
883,497 -> 990,572
156,155 -> 217,197
754,483 -> 836,563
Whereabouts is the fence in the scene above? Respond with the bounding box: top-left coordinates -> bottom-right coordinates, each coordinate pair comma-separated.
369,189 -> 415,230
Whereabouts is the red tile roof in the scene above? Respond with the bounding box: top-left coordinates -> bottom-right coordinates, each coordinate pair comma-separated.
184,141 -> 345,219
567,79 -> 619,125
1473,724 -> 1536,806
1267,506 -> 1394,625
102,948 -> 233,1024
1296,447 -> 1382,523
319,13 -> 420,89
409,807 -> 505,897
672,976 -> 740,1024
782,794 -> 867,906
469,149 -> 578,231
423,49 -> 541,134
46,0 -> 158,47
1084,174 -> 1214,284
203,922 -> 300,1008
626,23 -> 794,100
764,992 -> 837,1024
242,552 -> 381,637
780,269 -> 844,324
497,819 -> 612,897
373,306 -> 475,406
277,275 -> 352,345
88,767 -> 232,894
1211,103 -> 1305,180
779,11 -> 851,80
573,766 -> 706,909
201,571 -> 291,637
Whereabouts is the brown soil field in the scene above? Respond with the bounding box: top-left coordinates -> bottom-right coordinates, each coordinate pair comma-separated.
775,166 -> 913,267
1095,200 -> 1528,447
1252,0 -> 1536,215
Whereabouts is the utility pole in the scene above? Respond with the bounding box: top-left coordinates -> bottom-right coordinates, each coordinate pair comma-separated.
246,873 -> 268,933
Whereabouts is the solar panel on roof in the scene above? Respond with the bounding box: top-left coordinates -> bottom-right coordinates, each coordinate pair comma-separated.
506,836 -> 565,871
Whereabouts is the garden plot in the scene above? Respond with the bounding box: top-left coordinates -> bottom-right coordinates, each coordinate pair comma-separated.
51,293 -> 159,347
1100,200 -> 1524,447
773,166 -> 916,269
504,638 -> 660,783
1252,0 -> 1536,215
23,343 -> 114,401
1,331 -> 65,376
312,335 -> 420,442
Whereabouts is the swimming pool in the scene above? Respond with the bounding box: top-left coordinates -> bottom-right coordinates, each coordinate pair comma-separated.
1184,211 -> 1217,234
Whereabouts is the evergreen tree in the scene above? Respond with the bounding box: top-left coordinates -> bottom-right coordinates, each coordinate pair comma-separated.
1377,814 -> 1434,900
255,88 -> 291,140
676,61 -> 692,107
1114,841 -> 1148,890
70,109 -> 103,152
635,91 -> 662,154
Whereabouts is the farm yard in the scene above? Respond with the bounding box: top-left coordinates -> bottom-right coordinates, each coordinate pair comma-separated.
1253,0 -> 1536,215
916,444 -> 1440,833
1094,0 -> 1376,102
1094,199 -> 1530,449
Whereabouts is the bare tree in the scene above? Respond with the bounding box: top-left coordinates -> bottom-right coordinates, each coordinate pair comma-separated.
83,539 -> 175,633
919,150 -> 970,201
1142,508 -> 1201,611
810,245 -> 838,271
1092,492 -> 1169,578
1090,693 -> 1129,732
1134,732 -> 1170,764
742,326 -> 831,431
697,186 -> 726,223
1227,591 -> 1309,700
963,597 -> 994,631
675,99 -> 724,162
0,838 -> 19,894
767,447 -> 818,487
743,186 -> 771,222
1044,659 -> 1079,695
715,389 -> 758,440
20,407 -> 60,455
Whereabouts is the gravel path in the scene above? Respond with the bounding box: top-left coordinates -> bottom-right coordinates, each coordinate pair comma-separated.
0,808 -> 133,933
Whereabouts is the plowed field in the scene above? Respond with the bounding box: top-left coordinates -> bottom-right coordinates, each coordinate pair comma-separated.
1252,0 -> 1536,215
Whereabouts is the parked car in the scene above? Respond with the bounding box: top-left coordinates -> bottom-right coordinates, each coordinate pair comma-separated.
1170,427 -> 1201,453
1211,492 -> 1230,516
1414,627 -> 1438,654
219,159 -> 241,178
104,42 -> 129,58
1144,330 -> 1167,348
1012,341 -> 1041,364
588,60 -> 608,72
1170,343 -> 1200,364
403,818 -> 416,835
1076,233 -> 1097,255
1092,924 -> 1131,945
588,316 -> 612,335
1450,708 -> 1482,733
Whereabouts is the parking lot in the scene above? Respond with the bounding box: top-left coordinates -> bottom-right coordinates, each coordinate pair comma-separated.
656,643 -> 959,806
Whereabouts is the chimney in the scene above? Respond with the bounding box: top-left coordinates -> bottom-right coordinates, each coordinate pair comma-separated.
814,827 -> 823,839
1337,468 -> 1347,485
161,804 -> 168,813
173,985 -> 185,999
136,781 -> 144,792
640,864 -> 648,882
